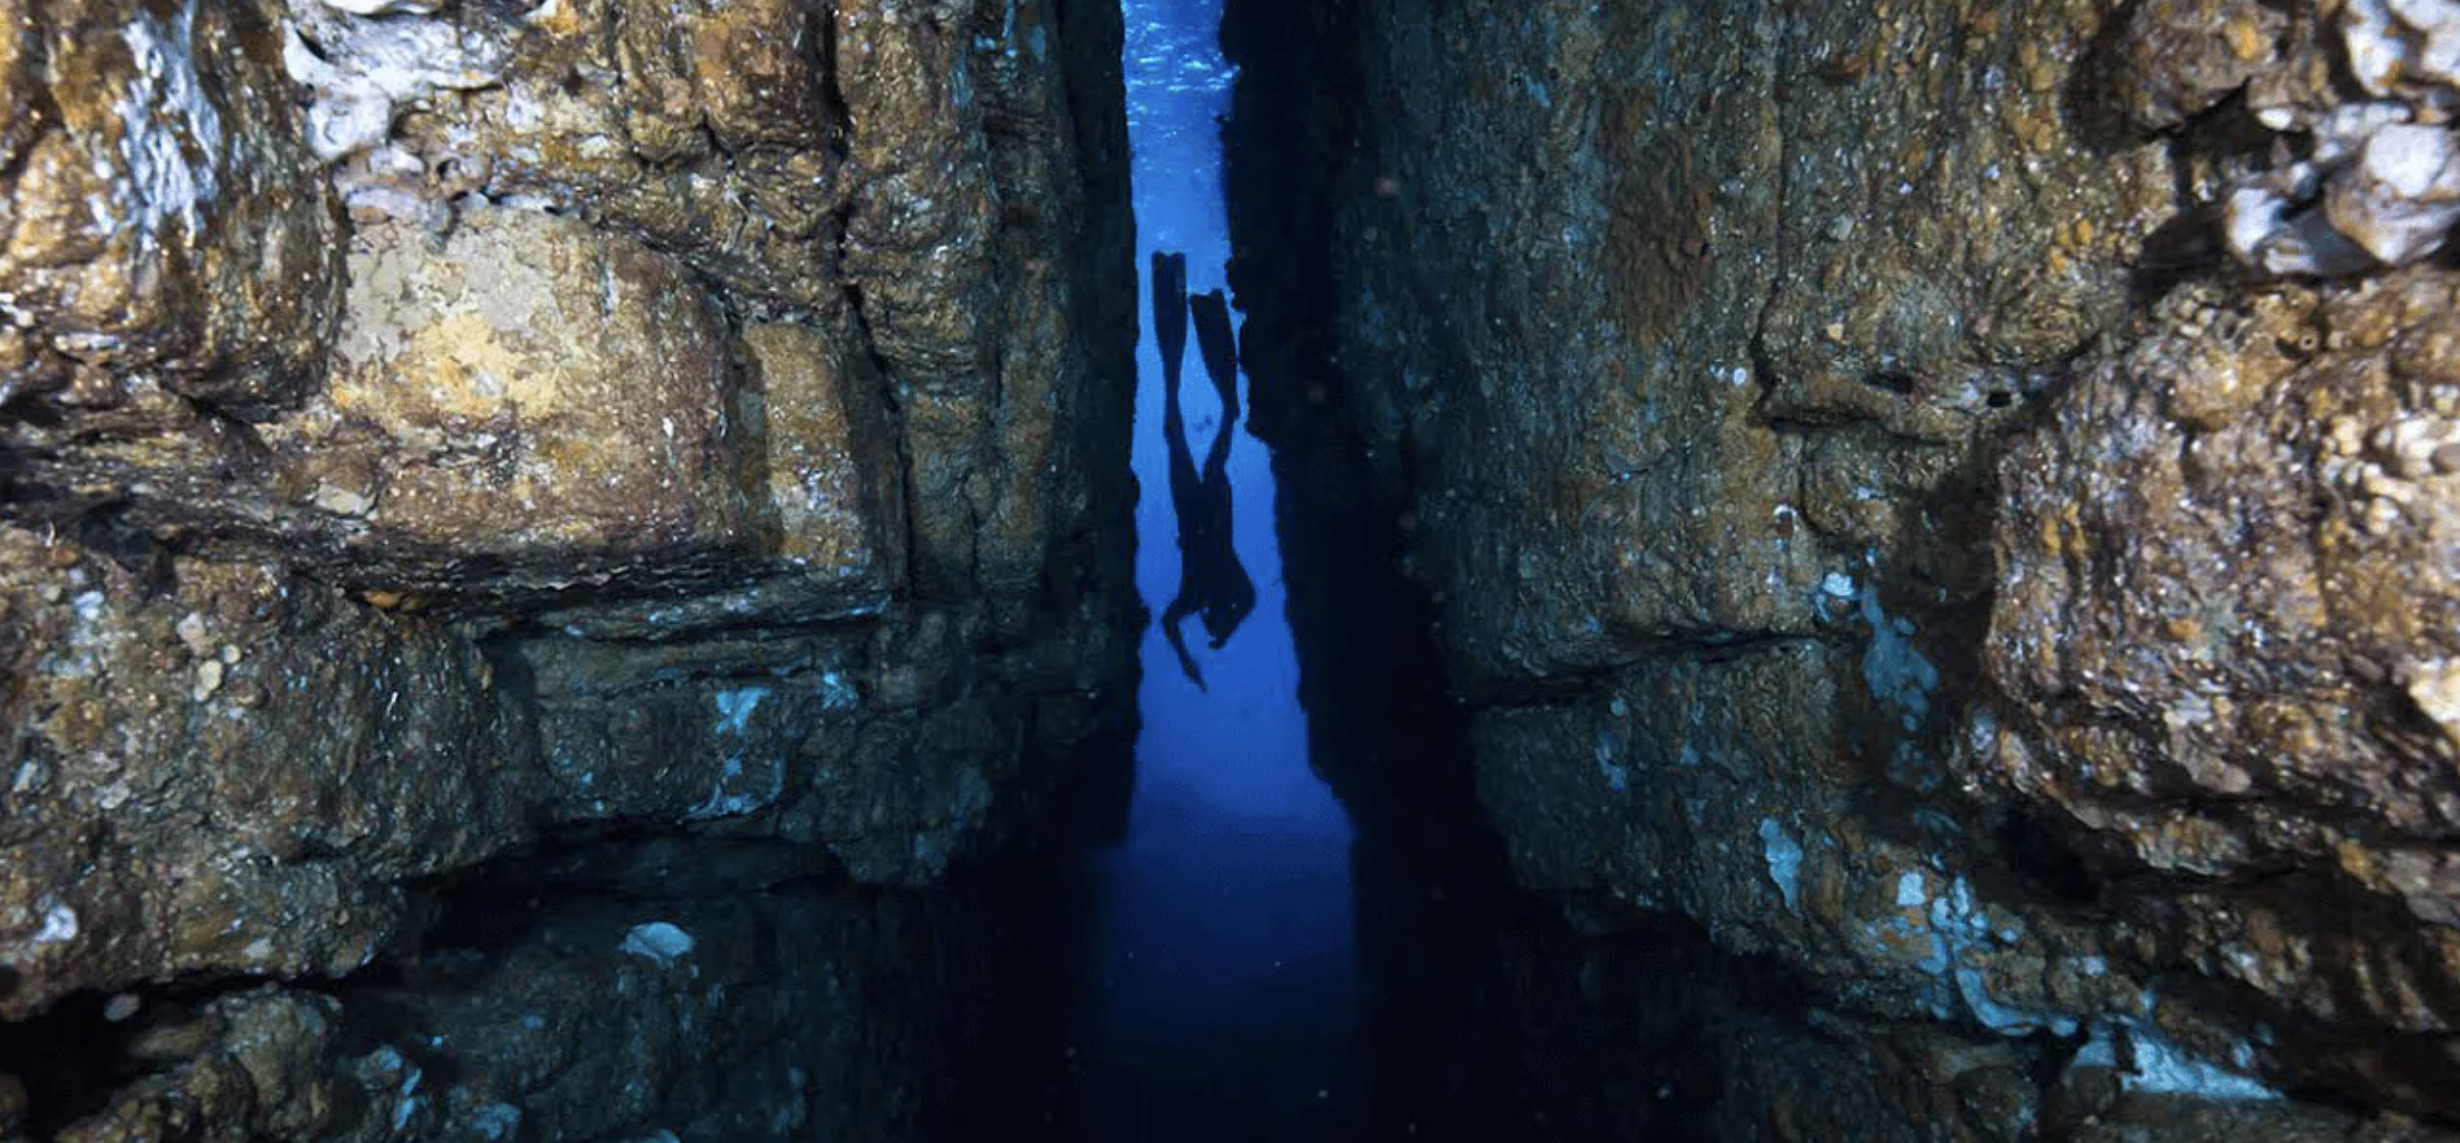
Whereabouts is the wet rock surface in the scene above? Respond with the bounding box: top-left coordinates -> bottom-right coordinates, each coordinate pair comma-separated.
1226,0 -> 2460,1134
0,0 -> 1135,1138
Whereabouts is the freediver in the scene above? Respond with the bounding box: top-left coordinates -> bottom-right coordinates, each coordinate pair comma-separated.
1152,259 -> 1257,691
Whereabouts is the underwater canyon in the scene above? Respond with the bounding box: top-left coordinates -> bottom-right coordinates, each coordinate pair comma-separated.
3,0 -> 2460,1139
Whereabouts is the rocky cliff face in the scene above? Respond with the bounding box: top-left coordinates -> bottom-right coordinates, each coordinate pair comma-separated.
0,0 -> 1136,1138
1227,0 -> 2460,1136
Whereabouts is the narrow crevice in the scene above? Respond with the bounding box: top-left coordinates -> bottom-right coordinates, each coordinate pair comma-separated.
1215,3 -> 1781,1137
0,990 -> 148,1136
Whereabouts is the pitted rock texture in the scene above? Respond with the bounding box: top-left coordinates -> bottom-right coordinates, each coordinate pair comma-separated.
1228,0 -> 2460,1132
0,0 -> 1134,1138
0,527 -> 533,1023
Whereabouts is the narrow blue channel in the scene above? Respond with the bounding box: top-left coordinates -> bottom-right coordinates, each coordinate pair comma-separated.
1063,1 -> 1364,1136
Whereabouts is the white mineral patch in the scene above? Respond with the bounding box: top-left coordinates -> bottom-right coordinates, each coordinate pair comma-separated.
2406,659 -> 2460,742
2326,122 -> 2460,263
1594,730 -> 1630,793
193,657 -> 225,702
1857,579 -> 1939,728
342,181 -> 442,224
33,902 -> 77,944
281,3 -> 508,161
2381,415 -> 2460,477
2232,1 -> 2460,274
312,481 -> 375,516
175,611 -> 211,653
2072,1019 -> 2280,1100
1758,819 -> 1803,913
2315,103 -> 2416,165
619,921 -> 696,966
2234,186 -> 2381,275
319,0 -> 439,13
2344,0 -> 2460,103
470,1102 -> 522,1142
817,669 -> 859,712
116,0 -> 221,240
687,754 -> 787,822
713,687 -> 768,735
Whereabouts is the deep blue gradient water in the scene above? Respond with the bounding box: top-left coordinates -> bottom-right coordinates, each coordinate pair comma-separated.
1062,1 -> 1366,1136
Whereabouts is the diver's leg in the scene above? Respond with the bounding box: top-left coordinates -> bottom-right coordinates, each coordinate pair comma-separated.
1161,593 -> 1207,690
1151,251 -> 1189,393
1160,285 -> 1208,672
1189,288 -> 1239,424
1188,359 -> 1254,652
1207,547 -> 1257,649
1201,394 -> 1236,485
1194,433 -> 1255,650
1165,329 -> 1202,517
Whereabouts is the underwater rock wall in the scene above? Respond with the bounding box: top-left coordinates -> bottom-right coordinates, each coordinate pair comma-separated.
1229,0 -> 2460,1134
0,0 -> 1135,1139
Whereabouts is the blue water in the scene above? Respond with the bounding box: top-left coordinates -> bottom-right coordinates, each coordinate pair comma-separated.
1063,1 -> 1365,1135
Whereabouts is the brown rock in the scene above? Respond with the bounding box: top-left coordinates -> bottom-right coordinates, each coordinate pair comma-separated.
1239,0 -> 2460,1128
0,0 -> 341,411
616,0 -> 832,155
0,0 -> 1136,1135
739,321 -> 905,587
2107,0 -> 2288,131
0,525 -> 536,1018
264,206 -> 756,598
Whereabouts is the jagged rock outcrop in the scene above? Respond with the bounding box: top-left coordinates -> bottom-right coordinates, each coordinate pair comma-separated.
1227,0 -> 2460,1135
0,0 -> 1135,1138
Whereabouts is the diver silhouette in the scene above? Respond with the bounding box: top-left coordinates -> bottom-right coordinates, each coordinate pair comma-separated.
1152,253 -> 1256,691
